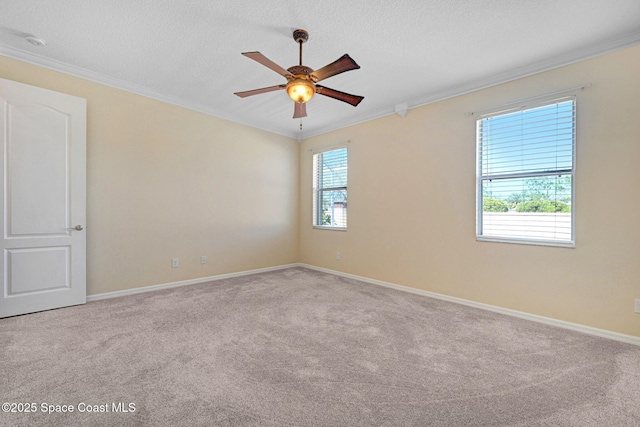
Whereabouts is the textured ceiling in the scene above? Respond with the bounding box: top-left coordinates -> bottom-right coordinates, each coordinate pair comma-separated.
1,1 -> 640,139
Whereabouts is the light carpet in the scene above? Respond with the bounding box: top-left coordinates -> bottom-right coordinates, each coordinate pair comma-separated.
1,267 -> 639,426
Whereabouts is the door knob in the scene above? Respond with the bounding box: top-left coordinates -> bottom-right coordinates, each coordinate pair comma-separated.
68,225 -> 84,231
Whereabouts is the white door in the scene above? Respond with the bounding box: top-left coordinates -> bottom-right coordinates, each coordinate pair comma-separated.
0,78 -> 86,318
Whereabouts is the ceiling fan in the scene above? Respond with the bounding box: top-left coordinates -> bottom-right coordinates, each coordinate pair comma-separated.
234,29 -> 364,119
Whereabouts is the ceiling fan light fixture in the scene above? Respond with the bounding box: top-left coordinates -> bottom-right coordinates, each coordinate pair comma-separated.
286,79 -> 315,103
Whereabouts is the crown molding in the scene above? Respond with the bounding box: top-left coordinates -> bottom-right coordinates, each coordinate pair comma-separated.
0,44 -> 299,140
301,30 -> 640,139
2,30 -> 640,141
404,30 -> 640,112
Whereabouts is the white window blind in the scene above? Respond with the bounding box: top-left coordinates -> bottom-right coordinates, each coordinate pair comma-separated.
476,97 -> 575,246
313,147 -> 347,229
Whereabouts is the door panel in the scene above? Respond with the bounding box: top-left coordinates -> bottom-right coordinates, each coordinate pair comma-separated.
7,104 -> 69,236
0,78 -> 86,318
7,247 -> 70,295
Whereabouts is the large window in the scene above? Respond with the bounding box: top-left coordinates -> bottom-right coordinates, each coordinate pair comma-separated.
313,147 -> 347,229
476,97 -> 575,246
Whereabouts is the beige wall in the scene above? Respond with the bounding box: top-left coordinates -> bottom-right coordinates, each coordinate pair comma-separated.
1,45 -> 639,337
300,45 -> 640,337
0,56 -> 299,296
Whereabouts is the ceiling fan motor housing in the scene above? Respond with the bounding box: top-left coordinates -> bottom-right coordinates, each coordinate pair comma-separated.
287,65 -> 317,82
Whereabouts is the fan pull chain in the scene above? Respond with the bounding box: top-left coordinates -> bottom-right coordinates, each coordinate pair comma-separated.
300,119 -> 303,130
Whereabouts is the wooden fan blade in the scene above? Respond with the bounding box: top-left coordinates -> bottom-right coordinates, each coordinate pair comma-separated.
242,52 -> 294,78
293,102 -> 307,119
316,85 -> 364,106
311,54 -> 360,82
234,85 -> 285,98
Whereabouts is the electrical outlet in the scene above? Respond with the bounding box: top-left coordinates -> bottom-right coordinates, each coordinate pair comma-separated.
201,256 -> 207,264
336,252 -> 341,260
635,299 -> 640,314
172,258 -> 179,268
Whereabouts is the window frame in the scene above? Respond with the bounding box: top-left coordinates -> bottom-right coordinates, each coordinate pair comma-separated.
475,96 -> 576,248
312,146 -> 348,231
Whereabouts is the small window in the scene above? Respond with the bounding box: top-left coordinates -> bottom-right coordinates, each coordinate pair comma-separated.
476,97 -> 575,246
313,147 -> 347,229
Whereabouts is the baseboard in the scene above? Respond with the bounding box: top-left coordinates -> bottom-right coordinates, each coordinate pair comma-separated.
299,263 -> 640,347
87,262 -> 639,346
86,263 -> 300,302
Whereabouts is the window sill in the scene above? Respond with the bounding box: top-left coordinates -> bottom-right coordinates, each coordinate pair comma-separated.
476,235 -> 575,248
313,226 -> 347,232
